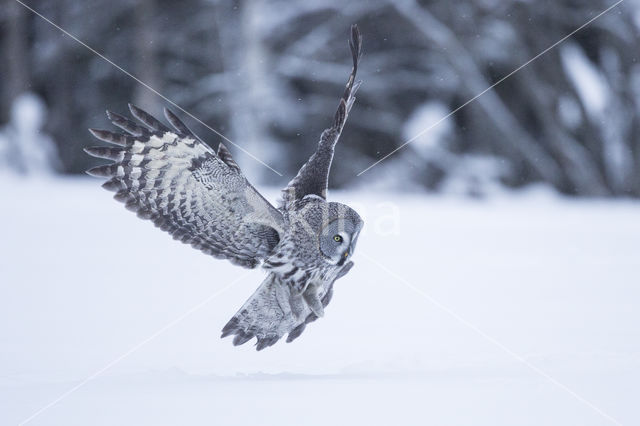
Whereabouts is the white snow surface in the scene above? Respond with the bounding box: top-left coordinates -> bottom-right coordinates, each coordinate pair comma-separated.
1,177 -> 639,425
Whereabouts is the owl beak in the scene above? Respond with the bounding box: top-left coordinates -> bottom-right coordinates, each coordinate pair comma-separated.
337,250 -> 349,266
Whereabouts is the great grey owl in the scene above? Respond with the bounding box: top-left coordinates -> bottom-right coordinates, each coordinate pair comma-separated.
85,25 -> 363,351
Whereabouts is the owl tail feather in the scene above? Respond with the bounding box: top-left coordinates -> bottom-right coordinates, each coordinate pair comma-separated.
221,261 -> 354,351
221,272 -> 297,351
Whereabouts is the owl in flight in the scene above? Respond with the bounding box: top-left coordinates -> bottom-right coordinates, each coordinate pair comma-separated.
86,25 -> 363,350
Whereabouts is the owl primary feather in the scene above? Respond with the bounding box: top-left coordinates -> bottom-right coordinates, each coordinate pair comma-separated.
85,25 -> 364,351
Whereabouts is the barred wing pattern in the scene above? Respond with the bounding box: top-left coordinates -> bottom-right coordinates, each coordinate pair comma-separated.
280,24 -> 363,208
85,104 -> 284,268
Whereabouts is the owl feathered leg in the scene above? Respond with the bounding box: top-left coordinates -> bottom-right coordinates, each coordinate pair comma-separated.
289,282 -> 324,320
288,277 -> 310,321
303,283 -> 324,318
289,293 -> 307,321
286,261 -> 353,343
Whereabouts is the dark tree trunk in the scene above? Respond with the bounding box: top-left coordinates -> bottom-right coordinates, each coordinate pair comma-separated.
133,0 -> 162,116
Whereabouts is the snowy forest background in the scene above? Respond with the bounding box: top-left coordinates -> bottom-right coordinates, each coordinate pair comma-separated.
3,0 -> 640,197
3,2 -> 640,425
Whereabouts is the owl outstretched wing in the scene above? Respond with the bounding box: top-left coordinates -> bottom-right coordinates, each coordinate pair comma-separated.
85,104 -> 284,268
221,261 -> 354,350
280,24 -> 362,209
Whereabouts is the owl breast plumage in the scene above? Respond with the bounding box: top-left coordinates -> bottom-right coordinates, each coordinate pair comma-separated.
85,25 -> 364,350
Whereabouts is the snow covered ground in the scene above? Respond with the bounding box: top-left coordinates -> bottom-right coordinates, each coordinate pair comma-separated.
1,176 -> 639,425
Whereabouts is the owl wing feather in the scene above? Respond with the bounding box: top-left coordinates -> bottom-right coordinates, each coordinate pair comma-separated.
280,24 -> 362,209
85,104 -> 284,268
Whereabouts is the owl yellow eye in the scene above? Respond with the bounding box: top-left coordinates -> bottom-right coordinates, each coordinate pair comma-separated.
333,235 -> 342,242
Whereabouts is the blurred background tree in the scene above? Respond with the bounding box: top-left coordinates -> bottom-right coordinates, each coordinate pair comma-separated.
1,0 -> 639,196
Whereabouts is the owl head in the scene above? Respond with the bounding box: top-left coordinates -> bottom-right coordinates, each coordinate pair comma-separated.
293,200 -> 363,266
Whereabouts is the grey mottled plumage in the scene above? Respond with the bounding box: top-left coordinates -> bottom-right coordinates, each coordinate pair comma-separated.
85,25 -> 364,350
